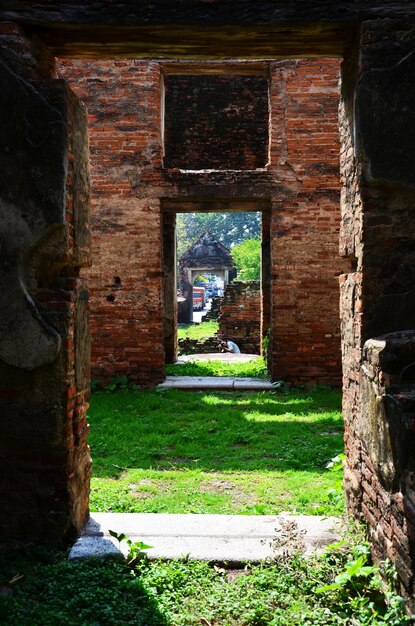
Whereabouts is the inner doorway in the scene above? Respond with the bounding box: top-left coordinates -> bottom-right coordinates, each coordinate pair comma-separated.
162,201 -> 271,369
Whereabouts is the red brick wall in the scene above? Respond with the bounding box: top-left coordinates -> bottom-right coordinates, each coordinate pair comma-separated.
57,60 -> 165,386
58,58 -> 344,387
164,74 -> 269,169
269,59 -> 346,386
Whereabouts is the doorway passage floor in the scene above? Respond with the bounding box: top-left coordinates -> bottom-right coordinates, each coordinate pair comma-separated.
69,513 -> 340,565
159,376 -> 274,391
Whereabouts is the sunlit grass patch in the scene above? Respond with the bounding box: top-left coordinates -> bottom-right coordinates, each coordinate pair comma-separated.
177,320 -> 219,340
166,357 -> 268,378
88,387 -> 344,516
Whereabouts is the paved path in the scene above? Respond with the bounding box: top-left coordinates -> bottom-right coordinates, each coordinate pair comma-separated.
69,513 -> 341,564
159,376 -> 274,391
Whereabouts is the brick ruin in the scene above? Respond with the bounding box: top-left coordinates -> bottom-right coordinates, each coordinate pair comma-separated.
2,2 -> 415,608
178,281 -> 261,356
57,56 -> 344,387
217,281 -> 262,355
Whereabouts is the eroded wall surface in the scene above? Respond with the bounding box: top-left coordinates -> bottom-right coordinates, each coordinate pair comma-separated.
58,58 -> 344,387
0,23 -> 91,541
340,19 -> 415,607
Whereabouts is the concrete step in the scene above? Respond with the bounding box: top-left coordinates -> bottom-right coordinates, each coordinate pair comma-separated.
158,376 -> 275,391
69,513 -> 341,565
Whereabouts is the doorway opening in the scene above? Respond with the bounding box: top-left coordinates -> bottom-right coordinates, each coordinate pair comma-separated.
162,201 -> 271,379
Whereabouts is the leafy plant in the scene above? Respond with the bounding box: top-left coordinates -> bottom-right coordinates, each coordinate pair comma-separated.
108,530 -> 152,565
315,539 -> 410,625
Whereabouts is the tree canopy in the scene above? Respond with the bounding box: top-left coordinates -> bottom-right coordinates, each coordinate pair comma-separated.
231,237 -> 261,280
176,212 -> 261,258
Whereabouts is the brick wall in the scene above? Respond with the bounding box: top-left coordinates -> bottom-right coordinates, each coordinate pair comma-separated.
58,58 -> 344,387
218,281 -> 261,354
339,20 -> 415,608
164,74 -> 269,170
58,60 -> 165,387
0,24 -> 91,541
349,332 -> 415,606
269,59 -> 346,386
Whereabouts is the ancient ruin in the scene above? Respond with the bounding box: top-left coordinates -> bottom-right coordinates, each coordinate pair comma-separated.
2,0 -> 415,609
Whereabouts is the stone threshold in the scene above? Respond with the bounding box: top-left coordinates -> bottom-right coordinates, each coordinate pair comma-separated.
158,376 -> 275,391
69,513 -> 341,565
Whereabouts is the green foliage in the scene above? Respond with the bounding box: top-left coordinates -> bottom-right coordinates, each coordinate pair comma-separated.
108,530 -> 152,565
314,536 -> 410,625
177,212 -> 261,257
0,526 -> 410,626
166,357 -> 268,378
177,320 -> 219,340
231,237 -> 261,281
87,387 -> 344,515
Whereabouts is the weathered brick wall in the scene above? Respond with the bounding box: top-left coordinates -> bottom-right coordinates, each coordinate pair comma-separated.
218,281 -> 261,354
178,337 -> 219,355
58,58 -> 344,387
339,20 -> 415,608
354,332 -> 415,606
269,58 -> 347,386
57,60 -> 165,387
164,75 -> 269,170
0,24 -> 91,541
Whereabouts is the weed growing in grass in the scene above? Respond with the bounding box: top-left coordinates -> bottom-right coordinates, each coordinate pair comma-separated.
0,524 -> 410,626
88,387 -> 344,515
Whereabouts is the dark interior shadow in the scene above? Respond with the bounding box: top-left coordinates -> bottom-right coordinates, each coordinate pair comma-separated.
0,543 -> 169,625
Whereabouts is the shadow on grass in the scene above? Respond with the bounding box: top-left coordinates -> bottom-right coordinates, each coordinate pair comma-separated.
88,388 -> 343,478
0,546 -> 168,626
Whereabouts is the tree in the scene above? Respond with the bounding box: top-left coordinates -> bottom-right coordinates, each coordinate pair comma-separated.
231,238 -> 261,280
176,212 -> 261,257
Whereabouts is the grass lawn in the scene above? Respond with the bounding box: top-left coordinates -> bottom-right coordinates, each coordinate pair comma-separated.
88,387 -> 344,516
166,358 -> 268,379
178,320 -> 219,340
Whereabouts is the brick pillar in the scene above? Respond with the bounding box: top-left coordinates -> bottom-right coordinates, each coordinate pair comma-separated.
162,211 -> 177,364
0,23 -> 91,543
261,210 -> 272,353
341,19 -> 415,606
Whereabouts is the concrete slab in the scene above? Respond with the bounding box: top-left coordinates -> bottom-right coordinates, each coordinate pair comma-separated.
69,513 -> 341,564
159,376 -> 274,391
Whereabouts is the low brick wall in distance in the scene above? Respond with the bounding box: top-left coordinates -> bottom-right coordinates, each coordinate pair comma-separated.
218,281 -> 261,354
178,337 -> 220,355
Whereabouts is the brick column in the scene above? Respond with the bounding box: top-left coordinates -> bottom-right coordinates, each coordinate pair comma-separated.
0,23 -> 91,542
162,211 -> 177,364
341,19 -> 415,607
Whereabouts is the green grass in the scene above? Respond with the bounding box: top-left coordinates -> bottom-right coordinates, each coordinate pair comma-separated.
166,357 -> 268,379
88,387 -> 344,516
178,320 -> 219,340
0,529 -> 409,625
